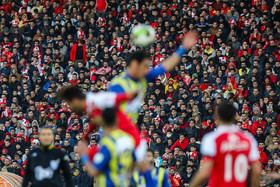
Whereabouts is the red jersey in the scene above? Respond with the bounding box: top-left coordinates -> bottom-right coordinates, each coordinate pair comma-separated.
85,92 -> 141,147
96,0 -> 107,11
241,119 -> 252,132
201,125 -> 259,187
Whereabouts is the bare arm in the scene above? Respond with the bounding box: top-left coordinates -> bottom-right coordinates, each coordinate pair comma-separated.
267,172 -> 280,179
162,31 -> 198,72
85,162 -> 100,177
77,141 -> 100,177
250,162 -> 261,187
189,160 -> 214,187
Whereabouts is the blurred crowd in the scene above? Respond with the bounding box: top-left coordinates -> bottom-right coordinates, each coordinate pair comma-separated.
1,0 -> 280,186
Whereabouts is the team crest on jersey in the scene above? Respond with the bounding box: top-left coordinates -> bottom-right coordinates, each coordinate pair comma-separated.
94,153 -> 104,164
64,155 -> 69,161
50,159 -> 60,170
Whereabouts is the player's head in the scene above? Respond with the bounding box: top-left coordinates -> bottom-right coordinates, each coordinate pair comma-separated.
216,102 -> 237,125
101,107 -> 117,128
127,51 -> 150,79
146,148 -> 154,165
39,127 -> 54,147
58,86 -> 85,113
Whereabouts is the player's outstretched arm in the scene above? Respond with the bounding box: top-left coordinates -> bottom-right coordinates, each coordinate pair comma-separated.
145,31 -> 198,82
250,162 -> 261,187
78,141 -> 100,177
189,160 -> 214,187
162,31 -> 198,72
115,91 -> 138,104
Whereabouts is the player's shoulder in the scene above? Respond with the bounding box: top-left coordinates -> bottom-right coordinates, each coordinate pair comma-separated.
206,125 -> 256,145
203,125 -> 243,140
86,91 -> 117,109
201,128 -> 222,143
50,148 -> 70,160
114,130 -> 135,152
201,126 -> 240,148
237,130 -> 256,143
110,72 -> 126,84
28,148 -> 40,158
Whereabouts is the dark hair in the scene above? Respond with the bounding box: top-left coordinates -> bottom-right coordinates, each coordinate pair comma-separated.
102,107 -> 117,127
147,148 -> 154,156
257,126 -> 263,131
127,51 -> 150,66
58,86 -> 85,102
216,102 -> 237,123
80,39 -> 85,45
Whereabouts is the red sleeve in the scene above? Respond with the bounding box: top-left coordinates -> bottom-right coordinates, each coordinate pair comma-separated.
70,44 -> 76,61
88,146 -> 99,161
181,138 -> 189,150
248,125 -> 252,132
238,49 -> 243,57
249,34 -> 253,43
277,115 -> 280,128
251,122 -> 257,135
271,75 -> 277,83
171,140 -> 179,151
115,93 -> 133,104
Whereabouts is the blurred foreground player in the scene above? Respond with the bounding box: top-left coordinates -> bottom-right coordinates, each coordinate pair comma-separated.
58,86 -> 146,161
190,103 -> 260,187
22,127 -> 73,187
131,149 -> 171,187
77,107 -> 135,186
110,32 -> 198,122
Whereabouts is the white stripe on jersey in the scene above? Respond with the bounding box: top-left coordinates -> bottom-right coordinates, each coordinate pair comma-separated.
86,92 -> 117,113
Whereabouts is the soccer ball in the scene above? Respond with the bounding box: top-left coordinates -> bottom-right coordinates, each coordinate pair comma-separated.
132,24 -> 156,47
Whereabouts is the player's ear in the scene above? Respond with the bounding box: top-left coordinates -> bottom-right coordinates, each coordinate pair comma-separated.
214,113 -> 220,126
235,112 -> 240,121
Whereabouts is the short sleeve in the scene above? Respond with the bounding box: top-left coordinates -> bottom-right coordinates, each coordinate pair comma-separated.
93,145 -> 111,172
109,84 -> 125,93
200,132 -> 217,158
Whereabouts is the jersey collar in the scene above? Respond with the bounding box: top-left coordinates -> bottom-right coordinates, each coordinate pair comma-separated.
39,144 -> 54,151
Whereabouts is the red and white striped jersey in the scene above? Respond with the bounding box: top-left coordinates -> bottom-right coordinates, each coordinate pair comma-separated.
201,125 -> 259,187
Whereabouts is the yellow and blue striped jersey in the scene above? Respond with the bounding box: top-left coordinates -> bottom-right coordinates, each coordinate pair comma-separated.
130,167 -> 171,187
93,129 -> 135,187
109,65 -> 166,122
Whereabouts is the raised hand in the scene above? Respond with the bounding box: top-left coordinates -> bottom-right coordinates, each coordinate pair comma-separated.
182,31 -> 199,50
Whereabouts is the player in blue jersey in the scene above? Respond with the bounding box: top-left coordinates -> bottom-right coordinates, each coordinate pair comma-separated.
77,107 -> 135,187
131,149 -> 171,187
109,31 -> 198,123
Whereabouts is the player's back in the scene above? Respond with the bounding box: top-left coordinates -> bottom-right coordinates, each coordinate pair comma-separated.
201,125 -> 259,187
110,72 -> 147,122
96,129 -> 135,187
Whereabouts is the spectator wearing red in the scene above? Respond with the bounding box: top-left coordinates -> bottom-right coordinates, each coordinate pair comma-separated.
70,40 -> 87,65
258,147 -> 268,165
171,134 -> 189,151
198,122 -> 212,141
252,115 -> 266,135
241,113 -> 252,132
69,73 -> 80,86
199,79 -> 211,92
96,0 -> 107,17
169,166 -> 182,187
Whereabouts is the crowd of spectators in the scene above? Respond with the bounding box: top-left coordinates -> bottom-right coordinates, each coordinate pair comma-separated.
1,0 -> 280,186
